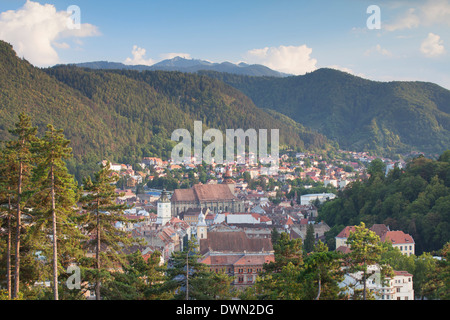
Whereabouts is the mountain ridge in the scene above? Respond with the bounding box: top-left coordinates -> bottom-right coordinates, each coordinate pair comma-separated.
69,56 -> 291,77
200,69 -> 450,157
0,40 -> 331,181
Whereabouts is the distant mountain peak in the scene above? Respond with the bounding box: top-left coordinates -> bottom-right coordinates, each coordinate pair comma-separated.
70,56 -> 291,77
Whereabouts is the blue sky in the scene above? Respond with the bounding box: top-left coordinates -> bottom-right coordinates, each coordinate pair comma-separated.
0,0 -> 449,89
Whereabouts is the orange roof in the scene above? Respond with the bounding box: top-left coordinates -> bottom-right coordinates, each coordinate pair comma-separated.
394,270 -> 413,277
381,230 -> 414,244
336,226 -> 356,238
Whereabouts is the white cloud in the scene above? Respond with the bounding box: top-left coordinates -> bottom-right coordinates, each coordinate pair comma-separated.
159,52 -> 192,60
124,47 -> 194,65
364,44 -> 393,57
384,0 -> 450,31
420,32 -> 445,57
243,44 -> 317,75
0,0 -> 100,66
384,8 -> 420,31
124,45 -> 156,66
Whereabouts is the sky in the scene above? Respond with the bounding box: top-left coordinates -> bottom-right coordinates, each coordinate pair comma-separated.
0,0 -> 449,89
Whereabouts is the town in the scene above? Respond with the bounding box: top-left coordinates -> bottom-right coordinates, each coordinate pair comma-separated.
95,148 -> 417,300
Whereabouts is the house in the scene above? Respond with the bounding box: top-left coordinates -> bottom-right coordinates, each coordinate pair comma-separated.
300,193 -> 336,205
336,224 -> 415,256
381,231 -> 415,256
340,264 -> 414,300
199,252 -> 274,288
198,229 -> 274,289
335,226 -> 356,250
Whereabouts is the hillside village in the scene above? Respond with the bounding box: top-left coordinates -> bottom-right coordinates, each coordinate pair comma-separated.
94,149 -> 417,300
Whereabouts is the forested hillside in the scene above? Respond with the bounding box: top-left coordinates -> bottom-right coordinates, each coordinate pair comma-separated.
0,40 -> 332,181
319,152 -> 450,254
201,70 -> 450,158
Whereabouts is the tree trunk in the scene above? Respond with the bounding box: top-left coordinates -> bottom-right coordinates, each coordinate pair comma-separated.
51,164 -> 58,300
13,161 -> 22,299
315,274 -> 321,300
96,201 -> 101,300
6,190 -> 12,299
186,249 -> 189,300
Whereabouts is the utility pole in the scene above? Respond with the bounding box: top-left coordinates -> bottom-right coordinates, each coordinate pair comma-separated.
186,248 -> 189,300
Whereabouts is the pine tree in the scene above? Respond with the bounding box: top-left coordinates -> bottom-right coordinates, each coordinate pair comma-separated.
0,148 -> 17,299
79,162 -> 136,300
5,113 -> 37,299
303,223 -> 315,253
301,241 -> 344,300
163,238 -> 228,300
30,124 -> 84,300
345,222 -> 388,300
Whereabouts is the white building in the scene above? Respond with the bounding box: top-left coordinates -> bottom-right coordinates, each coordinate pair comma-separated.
340,265 -> 414,300
300,193 -> 336,205
156,190 -> 171,226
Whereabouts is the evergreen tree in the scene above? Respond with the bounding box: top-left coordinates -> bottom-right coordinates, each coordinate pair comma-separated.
103,250 -> 168,300
301,241 -> 344,300
303,223 -> 315,253
79,162 -> 136,300
163,238 -> 231,300
5,112 -> 37,299
254,232 -> 305,299
0,148 -> 16,299
30,124 -> 84,300
345,222 -> 390,300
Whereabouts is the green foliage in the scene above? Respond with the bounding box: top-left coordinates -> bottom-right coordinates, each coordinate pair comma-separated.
161,239 -> 234,300
0,40 -> 335,185
319,152 -> 450,254
345,223 -> 391,300
202,69 -> 450,157
79,163 -> 140,299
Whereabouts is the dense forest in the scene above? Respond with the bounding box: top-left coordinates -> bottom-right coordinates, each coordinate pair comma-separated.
201,70 -> 450,158
0,40 -> 333,182
319,152 -> 450,255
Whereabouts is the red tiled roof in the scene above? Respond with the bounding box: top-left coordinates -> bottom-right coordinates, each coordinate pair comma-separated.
370,224 -> 390,237
394,270 -> 413,277
336,226 -> 356,238
381,230 -> 414,244
172,184 -> 236,202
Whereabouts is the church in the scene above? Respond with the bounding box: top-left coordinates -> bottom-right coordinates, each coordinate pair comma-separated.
170,168 -> 244,216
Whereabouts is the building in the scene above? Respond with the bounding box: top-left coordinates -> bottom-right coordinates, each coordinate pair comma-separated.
336,224 -> 415,256
381,231 -> 415,256
196,210 -> 208,241
198,228 -> 274,289
180,207 -> 210,226
340,264 -> 414,300
300,193 -> 336,205
199,252 -> 274,288
156,189 -> 171,226
171,184 -> 244,216
335,226 -> 356,250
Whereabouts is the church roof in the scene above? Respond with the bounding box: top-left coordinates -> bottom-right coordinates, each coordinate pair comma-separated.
172,184 -> 236,202
199,230 -> 273,255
